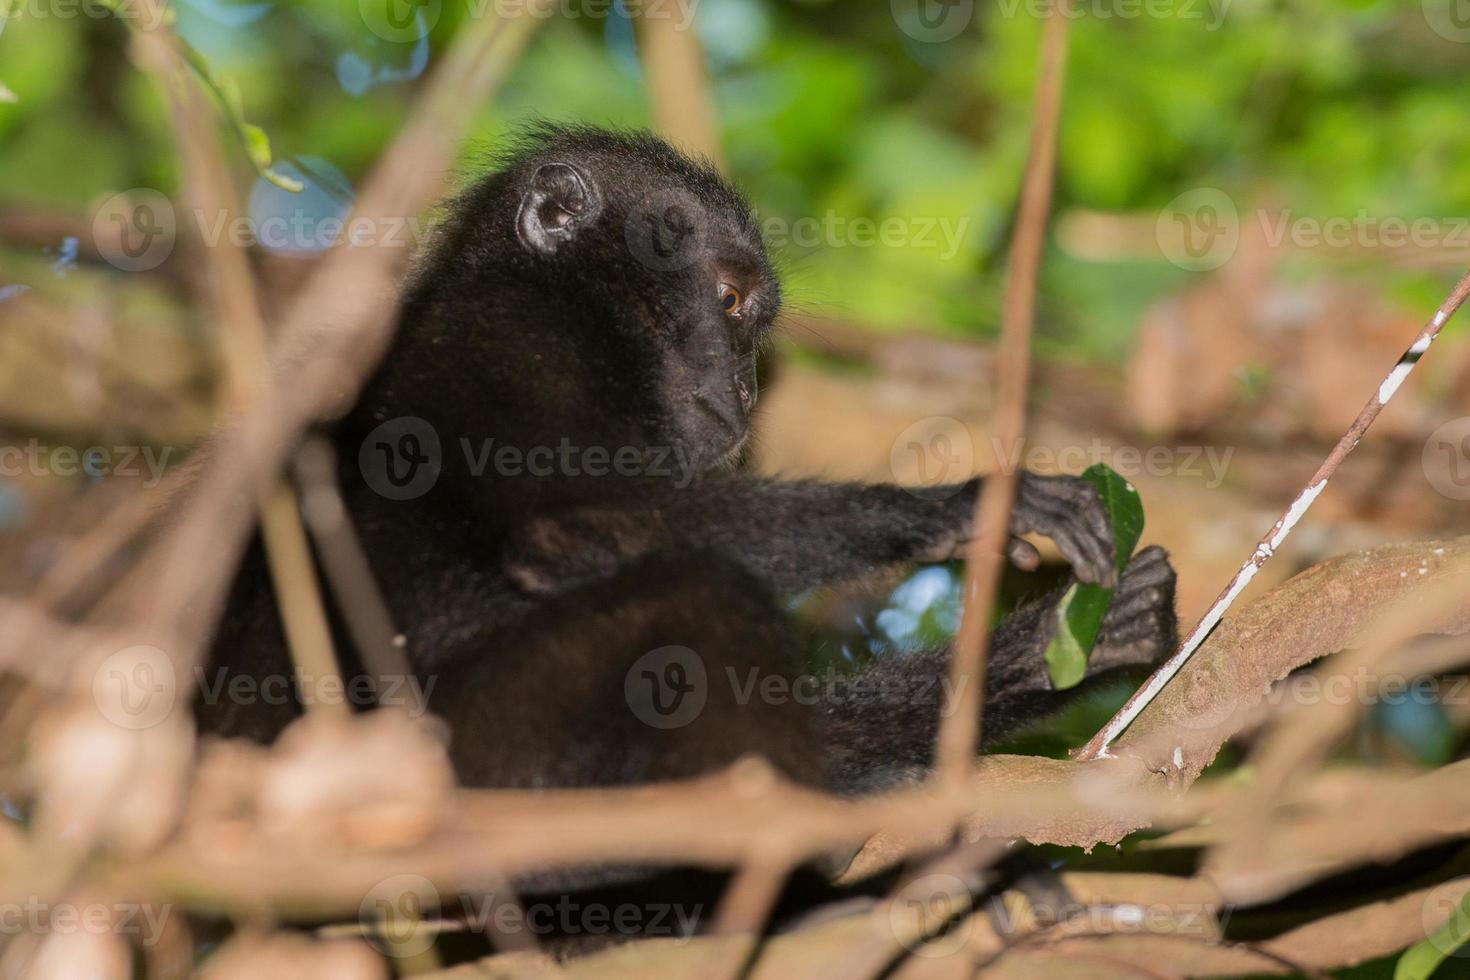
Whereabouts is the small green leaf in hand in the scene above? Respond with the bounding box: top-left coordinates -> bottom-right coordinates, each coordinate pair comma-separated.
1043,464 -> 1144,690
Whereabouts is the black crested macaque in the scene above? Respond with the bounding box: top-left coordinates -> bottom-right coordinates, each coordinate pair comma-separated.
200,124 -> 1178,800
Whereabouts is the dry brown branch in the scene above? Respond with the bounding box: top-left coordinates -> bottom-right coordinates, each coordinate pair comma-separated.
134,0 -> 358,758
634,0 -> 722,164
10,3 -> 1470,975
0,1 -> 558,692
1232,583 -> 1470,790
975,934 -> 1294,980
0,7 -> 551,973
705,854 -> 793,980
455,867 -> 1454,979
0,537 -> 1452,968
10,0 -> 272,630
829,838 -> 1008,980
1190,762 -> 1470,904
129,765 -> 974,913
711,853 -> 795,939
939,0 -> 1072,785
849,536 -> 1470,875
1115,537 -> 1470,778
1262,876 -> 1470,972
259,482 -> 348,720
293,438 -> 416,699
134,3 -> 551,651
7,537 -> 1464,929
1080,267 -> 1470,760
129,0 -> 270,408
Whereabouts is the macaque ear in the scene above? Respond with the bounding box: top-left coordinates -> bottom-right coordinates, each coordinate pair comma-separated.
516,162 -> 600,255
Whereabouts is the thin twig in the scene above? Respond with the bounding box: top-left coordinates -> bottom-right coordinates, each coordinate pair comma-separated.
293,438 -> 418,711
29,477 -> 175,616
937,0 -> 1073,784
136,15 -> 350,725
129,0 -> 269,409
835,838 -> 1009,980
709,851 -> 794,980
635,0 -> 723,165
712,855 -> 793,939
258,482 -> 349,720
1076,266 -> 1470,761
125,0 -> 552,660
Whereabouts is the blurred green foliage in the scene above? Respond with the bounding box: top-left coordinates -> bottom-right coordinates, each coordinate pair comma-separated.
3,0 -> 1470,358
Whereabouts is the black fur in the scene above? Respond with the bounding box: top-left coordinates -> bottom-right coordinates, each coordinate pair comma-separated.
201,124 -> 1177,802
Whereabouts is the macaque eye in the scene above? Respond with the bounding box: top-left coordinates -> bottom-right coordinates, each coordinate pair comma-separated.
718,282 -> 744,317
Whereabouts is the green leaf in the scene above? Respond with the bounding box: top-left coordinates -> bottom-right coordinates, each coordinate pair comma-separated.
1043,464 -> 1145,690
260,167 -> 306,194
1395,890 -> 1470,980
149,27 -> 304,195
241,122 -> 272,171
240,125 -> 304,192
1043,582 -> 1103,689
